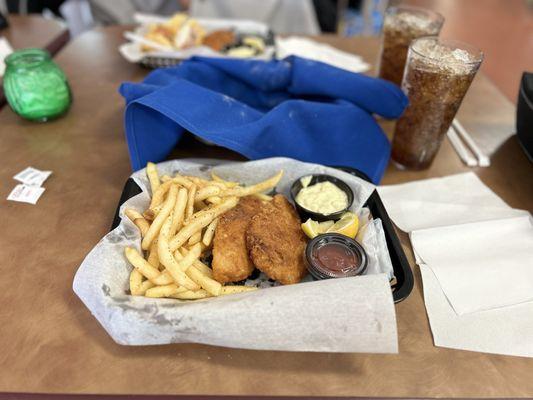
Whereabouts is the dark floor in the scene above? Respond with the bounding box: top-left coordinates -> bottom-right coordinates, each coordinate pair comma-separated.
399,0 -> 533,103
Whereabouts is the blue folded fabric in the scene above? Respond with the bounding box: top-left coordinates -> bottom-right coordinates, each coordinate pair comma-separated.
119,56 -> 407,183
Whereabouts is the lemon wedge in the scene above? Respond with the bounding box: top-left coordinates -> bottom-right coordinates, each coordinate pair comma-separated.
318,220 -> 334,232
326,212 -> 359,239
301,219 -> 321,239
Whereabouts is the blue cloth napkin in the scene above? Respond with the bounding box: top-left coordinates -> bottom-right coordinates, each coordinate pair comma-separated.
119,56 -> 407,183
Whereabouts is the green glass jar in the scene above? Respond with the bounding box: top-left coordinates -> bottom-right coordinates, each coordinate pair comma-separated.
3,48 -> 71,121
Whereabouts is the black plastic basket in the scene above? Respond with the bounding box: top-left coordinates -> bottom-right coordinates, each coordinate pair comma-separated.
111,165 -> 413,303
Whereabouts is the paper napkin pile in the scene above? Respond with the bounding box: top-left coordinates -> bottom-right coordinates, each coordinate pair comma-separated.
378,173 -> 533,357
275,36 -> 370,74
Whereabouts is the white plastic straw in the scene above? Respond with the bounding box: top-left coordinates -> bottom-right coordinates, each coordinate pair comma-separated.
452,119 -> 490,167
447,126 -> 478,167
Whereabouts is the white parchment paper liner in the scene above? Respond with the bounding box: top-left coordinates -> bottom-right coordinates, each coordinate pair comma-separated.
73,158 -> 397,352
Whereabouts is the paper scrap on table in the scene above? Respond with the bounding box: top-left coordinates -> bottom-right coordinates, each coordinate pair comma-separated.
7,184 -> 45,205
377,172 -> 528,233
13,166 -> 52,187
412,215 -> 533,315
0,37 -> 14,77
275,36 -> 370,74
73,158 -> 398,352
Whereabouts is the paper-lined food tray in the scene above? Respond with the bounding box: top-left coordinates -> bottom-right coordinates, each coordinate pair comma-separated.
112,162 -> 412,302
119,13 -> 276,68
73,158 -> 408,351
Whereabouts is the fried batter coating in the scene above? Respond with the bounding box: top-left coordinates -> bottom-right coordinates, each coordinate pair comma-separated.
246,195 -> 307,284
212,196 -> 265,283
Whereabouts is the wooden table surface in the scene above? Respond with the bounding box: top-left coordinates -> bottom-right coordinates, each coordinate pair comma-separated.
0,25 -> 532,398
0,15 -> 69,107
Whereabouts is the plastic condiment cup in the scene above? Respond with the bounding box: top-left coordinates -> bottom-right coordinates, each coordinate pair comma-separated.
305,233 -> 368,280
290,174 -> 354,222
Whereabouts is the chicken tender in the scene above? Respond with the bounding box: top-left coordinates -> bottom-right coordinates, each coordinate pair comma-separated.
246,195 -> 307,284
212,196 -> 265,283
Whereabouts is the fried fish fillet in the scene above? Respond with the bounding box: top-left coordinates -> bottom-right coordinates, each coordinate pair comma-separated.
212,196 -> 265,283
246,195 -> 307,285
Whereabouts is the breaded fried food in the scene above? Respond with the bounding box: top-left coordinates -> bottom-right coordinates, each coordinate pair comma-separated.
246,195 -> 307,284
202,30 -> 236,51
212,196 -> 265,283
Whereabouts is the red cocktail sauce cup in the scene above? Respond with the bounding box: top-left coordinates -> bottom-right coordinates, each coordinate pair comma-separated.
305,233 -> 368,279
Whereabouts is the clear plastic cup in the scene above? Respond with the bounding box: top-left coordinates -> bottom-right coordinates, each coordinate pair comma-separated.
391,37 -> 483,170
377,5 -> 444,86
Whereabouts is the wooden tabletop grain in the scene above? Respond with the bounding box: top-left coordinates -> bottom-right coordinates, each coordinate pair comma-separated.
0,25 -> 531,398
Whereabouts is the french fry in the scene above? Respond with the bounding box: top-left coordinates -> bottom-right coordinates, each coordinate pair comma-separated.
186,184 -> 197,221
143,210 -> 154,221
210,171 -> 239,188
222,170 -> 283,197
144,203 -> 165,220
194,200 -> 209,211
125,247 -> 161,281
170,289 -> 212,300
179,242 -> 203,270
183,202 -> 215,226
189,177 -> 229,190
170,175 -> 194,189
202,218 -> 218,247
221,286 -> 258,295
142,185 -> 178,250
138,279 -> 155,295
186,266 -> 222,296
146,162 -> 160,194
157,215 -> 200,290
188,231 -> 202,246
204,181 -> 228,190
147,240 -> 159,269
175,248 -> 213,278
184,176 -> 209,187
195,186 -> 221,202
205,196 -> 222,204
124,163 -> 281,301
145,284 -> 188,298
193,242 -> 208,253
149,180 -> 173,210
151,270 -> 174,286
193,262 -> 213,278
169,196 -> 238,251
124,209 -> 150,237
252,193 -> 273,201
129,269 -> 144,295
171,187 -> 188,235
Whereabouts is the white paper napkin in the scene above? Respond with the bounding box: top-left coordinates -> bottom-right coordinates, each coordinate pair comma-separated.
420,264 -> 533,358
379,172 -> 533,357
377,172 -> 527,232
412,215 -> 533,315
275,36 -> 370,73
